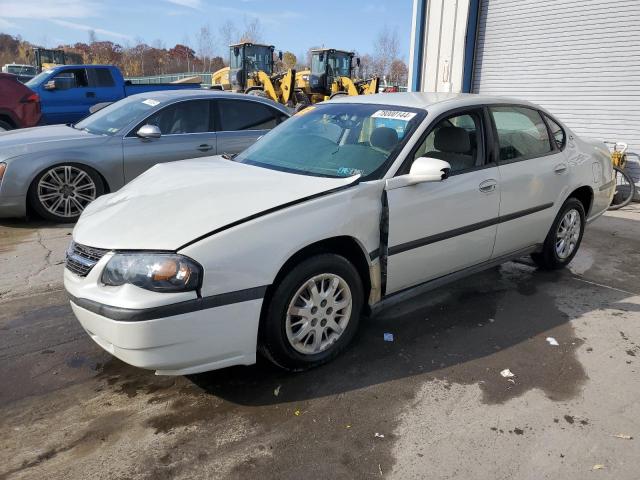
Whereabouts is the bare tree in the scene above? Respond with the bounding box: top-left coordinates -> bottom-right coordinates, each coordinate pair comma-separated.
196,24 -> 215,72
219,20 -> 237,48
240,17 -> 263,43
372,25 -> 399,81
181,34 -> 192,72
88,30 -> 97,45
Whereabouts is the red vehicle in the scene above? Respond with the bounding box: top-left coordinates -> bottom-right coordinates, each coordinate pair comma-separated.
0,73 -> 41,131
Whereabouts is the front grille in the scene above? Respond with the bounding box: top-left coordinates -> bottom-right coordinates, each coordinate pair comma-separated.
65,242 -> 109,277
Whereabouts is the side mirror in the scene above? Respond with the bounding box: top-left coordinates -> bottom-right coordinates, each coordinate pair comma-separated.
278,51 -> 283,61
319,53 -> 324,62
356,57 -> 361,67
233,47 -> 240,57
44,80 -> 56,91
385,157 -> 451,190
136,124 -> 161,139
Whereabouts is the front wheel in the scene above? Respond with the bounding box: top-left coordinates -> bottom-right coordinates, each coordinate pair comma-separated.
259,254 -> 364,371
608,166 -> 636,210
0,120 -> 13,132
531,198 -> 585,270
28,164 -> 105,223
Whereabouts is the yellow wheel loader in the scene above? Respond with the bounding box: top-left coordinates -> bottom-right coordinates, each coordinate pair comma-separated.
211,43 -> 306,108
296,49 -> 380,105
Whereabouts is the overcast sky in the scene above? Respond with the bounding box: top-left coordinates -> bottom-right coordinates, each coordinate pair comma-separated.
0,0 -> 414,59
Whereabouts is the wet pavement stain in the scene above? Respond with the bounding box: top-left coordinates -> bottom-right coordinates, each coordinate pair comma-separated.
1,255 -> 622,479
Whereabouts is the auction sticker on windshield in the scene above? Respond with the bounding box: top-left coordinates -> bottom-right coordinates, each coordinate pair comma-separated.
371,110 -> 416,121
142,99 -> 160,107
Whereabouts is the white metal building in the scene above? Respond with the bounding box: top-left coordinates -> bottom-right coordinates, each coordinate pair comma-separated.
409,0 -> 640,159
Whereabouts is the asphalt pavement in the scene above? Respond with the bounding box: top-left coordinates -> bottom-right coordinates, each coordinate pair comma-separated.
0,206 -> 639,480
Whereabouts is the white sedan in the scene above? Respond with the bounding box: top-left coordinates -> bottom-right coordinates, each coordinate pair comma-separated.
64,92 -> 614,375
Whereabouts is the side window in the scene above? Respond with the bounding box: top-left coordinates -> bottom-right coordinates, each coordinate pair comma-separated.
52,69 -> 88,90
217,100 -> 281,131
490,106 -> 552,161
144,100 -> 210,135
89,68 -> 115,88
412,111 -> 483,173
543,114 -> 566,150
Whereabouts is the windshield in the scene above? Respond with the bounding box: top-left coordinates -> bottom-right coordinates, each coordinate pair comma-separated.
329,53 -> 352,77
25,69 -> 54,88
75,96 -> 161,136
235,103 -> 424,180
244,45 -> 273,74
6,65 -> 37,75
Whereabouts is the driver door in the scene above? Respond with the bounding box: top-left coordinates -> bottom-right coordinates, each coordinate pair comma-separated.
385,109 -> 500,294
122,99 -> 216,182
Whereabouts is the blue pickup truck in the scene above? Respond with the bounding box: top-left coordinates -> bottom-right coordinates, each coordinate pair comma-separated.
25,64 -> 199,125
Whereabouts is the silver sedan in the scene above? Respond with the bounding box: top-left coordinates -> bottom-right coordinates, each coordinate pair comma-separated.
0,90 -> 290,222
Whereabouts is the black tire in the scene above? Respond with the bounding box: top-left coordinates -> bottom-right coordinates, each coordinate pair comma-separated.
531,197 -> 585,270
0,119 -> 14,132
28,163 -> 105,223
259,254 -> 364,371
329,91 -> 348,99
608,166 -> 636,210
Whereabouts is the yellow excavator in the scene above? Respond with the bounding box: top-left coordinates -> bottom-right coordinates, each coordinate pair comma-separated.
296,49 -> 380,105
211,43 -> 305,108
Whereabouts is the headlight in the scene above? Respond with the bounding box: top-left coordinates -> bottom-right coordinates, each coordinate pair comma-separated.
101,253 -> 202,292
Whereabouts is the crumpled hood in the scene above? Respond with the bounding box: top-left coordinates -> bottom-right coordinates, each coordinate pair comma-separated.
73,156 -> 358,250
0,124 -> 106,161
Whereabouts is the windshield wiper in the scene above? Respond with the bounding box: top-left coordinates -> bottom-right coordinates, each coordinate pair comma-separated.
221,153 -> 238,160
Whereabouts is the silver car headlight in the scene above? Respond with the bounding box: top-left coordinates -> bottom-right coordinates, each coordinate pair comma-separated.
101,253 -> 202,292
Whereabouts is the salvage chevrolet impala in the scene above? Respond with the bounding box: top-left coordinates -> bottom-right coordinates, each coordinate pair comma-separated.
64,93 -> 614,375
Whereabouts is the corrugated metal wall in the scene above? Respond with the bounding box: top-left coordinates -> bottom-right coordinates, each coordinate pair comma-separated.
472,0 -> 640,154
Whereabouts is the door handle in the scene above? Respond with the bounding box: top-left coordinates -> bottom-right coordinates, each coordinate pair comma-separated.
197,144 -> 213,152
479,179 -> 498,193
86,91 -> 96,98
554,163 -> 567,174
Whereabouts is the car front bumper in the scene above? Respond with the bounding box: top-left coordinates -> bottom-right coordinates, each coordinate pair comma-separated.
64,261 -> 264,375
70,298 -> 262,375
0,194 -> 26,218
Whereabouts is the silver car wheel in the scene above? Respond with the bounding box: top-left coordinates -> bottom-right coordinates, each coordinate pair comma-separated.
285,273 -> 353,355
555,208 -> 581,259
37,165 -> 97,219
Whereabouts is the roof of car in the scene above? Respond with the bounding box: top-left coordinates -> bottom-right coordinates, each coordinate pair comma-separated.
328,92 -> 539,110
127,89 -> 291,114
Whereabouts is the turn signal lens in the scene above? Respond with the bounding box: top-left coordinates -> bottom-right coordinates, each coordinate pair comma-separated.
0,163 -> 6,183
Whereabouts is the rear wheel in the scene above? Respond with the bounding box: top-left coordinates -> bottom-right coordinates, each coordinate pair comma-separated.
531,198 -> 585,270
608,166 -> 636,210
28,164 -> 104,223
0,119 -> 13,132
260,254 -> 363,371
329,91 -> 348,99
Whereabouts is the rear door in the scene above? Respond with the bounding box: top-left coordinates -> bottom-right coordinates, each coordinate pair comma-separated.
214,99 -> 288,155
489,105 -> 568,257
122,99 -> 216,182
86,67 -> 122,108
40,68 -> 91,124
